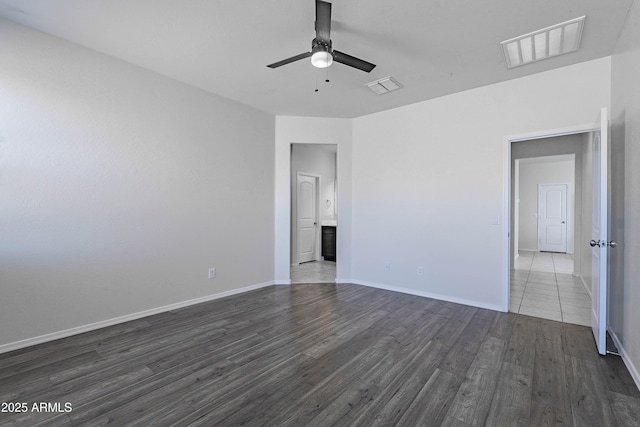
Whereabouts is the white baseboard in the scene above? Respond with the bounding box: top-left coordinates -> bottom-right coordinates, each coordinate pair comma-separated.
519,248 -> 537,253
609,329 -> 640,391
275,279 -> 292,285
350,280 -> 503,312
0,280 -> 275,355
579,275 -> 592,297
298,278 -> 502,313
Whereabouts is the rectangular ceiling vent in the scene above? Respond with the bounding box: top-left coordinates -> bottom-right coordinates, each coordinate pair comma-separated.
501,16 -> 586,69
365,76 -> 402,95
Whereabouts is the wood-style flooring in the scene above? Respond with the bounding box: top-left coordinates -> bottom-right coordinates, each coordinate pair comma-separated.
0,283 -> 639,426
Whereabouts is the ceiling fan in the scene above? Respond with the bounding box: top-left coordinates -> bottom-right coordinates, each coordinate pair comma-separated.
267,0 -> 376,73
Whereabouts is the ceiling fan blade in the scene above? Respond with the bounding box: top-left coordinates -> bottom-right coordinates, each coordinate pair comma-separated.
315,0 -> 332,43
267,52 -> 311,69
333,50 -> 376,73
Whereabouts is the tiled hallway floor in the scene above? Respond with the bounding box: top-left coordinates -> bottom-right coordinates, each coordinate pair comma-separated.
290,260 -> 336,284
510,251 -> 591,326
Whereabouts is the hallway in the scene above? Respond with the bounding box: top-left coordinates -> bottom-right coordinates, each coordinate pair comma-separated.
510,251 -> 591,326
290,260 -> 336,284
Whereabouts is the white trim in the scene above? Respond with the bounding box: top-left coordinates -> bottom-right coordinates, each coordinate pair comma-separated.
503,133 -> 512,312
284,279 -> 502,311
504,123 -> 598,144
275,279 -> 292,285
352,280 -> 503,312
0,280 -> 274,355
579,275 -> 592,298
609,330 -> 640,391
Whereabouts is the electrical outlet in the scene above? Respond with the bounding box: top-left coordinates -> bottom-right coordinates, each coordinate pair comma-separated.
208,268 -> 216,279
384,263 -> 390,271
417,266 -> 424,276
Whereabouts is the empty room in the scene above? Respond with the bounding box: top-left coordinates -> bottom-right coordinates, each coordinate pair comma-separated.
1,1 -> 639,426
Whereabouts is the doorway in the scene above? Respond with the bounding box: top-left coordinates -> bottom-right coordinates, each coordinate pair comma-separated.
506,126 -> 599,328
290,144 -> 338,284
514,155 -> 575,257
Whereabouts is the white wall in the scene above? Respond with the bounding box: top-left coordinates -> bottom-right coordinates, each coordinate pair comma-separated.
275,117 -> 352,283
0,19 -> 275,349
610,0 -> 640,387
352,57 -> 611,311
518,159 -> 575,253
290,144 -> 337,264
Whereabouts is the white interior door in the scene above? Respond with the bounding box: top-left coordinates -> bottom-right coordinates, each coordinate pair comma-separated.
297,174 -> 317,264
591,107 -> 608,355
538,183 -> 568,252
514,160 -> 520,260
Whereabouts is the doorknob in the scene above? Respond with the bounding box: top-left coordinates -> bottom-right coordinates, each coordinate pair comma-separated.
590,239 -> 618,248
562,221 -> 565,224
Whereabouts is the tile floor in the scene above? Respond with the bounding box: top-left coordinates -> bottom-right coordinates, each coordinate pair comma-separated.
510,251 -> 591,326
290,260 -> 336,284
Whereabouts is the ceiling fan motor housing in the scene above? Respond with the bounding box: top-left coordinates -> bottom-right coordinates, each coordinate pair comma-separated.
312,38 -> 332,52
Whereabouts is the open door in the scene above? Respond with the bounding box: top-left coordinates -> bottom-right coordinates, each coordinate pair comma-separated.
297,173 -> 318,264
590,107 -> 609,355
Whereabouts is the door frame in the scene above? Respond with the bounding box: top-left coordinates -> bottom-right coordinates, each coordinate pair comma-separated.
293,171 -> 321,265
502,122 -> 599,312
537,182 -> 569,253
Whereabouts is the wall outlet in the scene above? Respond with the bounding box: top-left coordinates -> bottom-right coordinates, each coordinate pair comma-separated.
384,263 -> 390,271
208,268 -> 216,279
417,266 -> 424,276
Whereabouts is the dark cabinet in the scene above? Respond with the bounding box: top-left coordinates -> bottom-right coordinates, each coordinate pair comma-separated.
322,226 -> 336,261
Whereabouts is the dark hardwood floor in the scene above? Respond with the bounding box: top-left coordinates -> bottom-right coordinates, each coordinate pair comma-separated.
1,283 -> 639,426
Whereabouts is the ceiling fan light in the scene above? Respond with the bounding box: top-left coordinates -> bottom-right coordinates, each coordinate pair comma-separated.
311,45 -> 333,68
311,51 -> 333,68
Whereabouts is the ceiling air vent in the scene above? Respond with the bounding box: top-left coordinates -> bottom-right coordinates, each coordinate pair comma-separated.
365,76 -> 402,95
501,16 -> 586,69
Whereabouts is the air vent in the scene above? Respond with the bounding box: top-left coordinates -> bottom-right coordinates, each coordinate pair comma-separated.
365,76 -> 402,95
501,16 -> 586,69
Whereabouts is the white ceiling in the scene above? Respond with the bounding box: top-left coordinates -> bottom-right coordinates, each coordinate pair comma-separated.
0,0 -> 633,118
